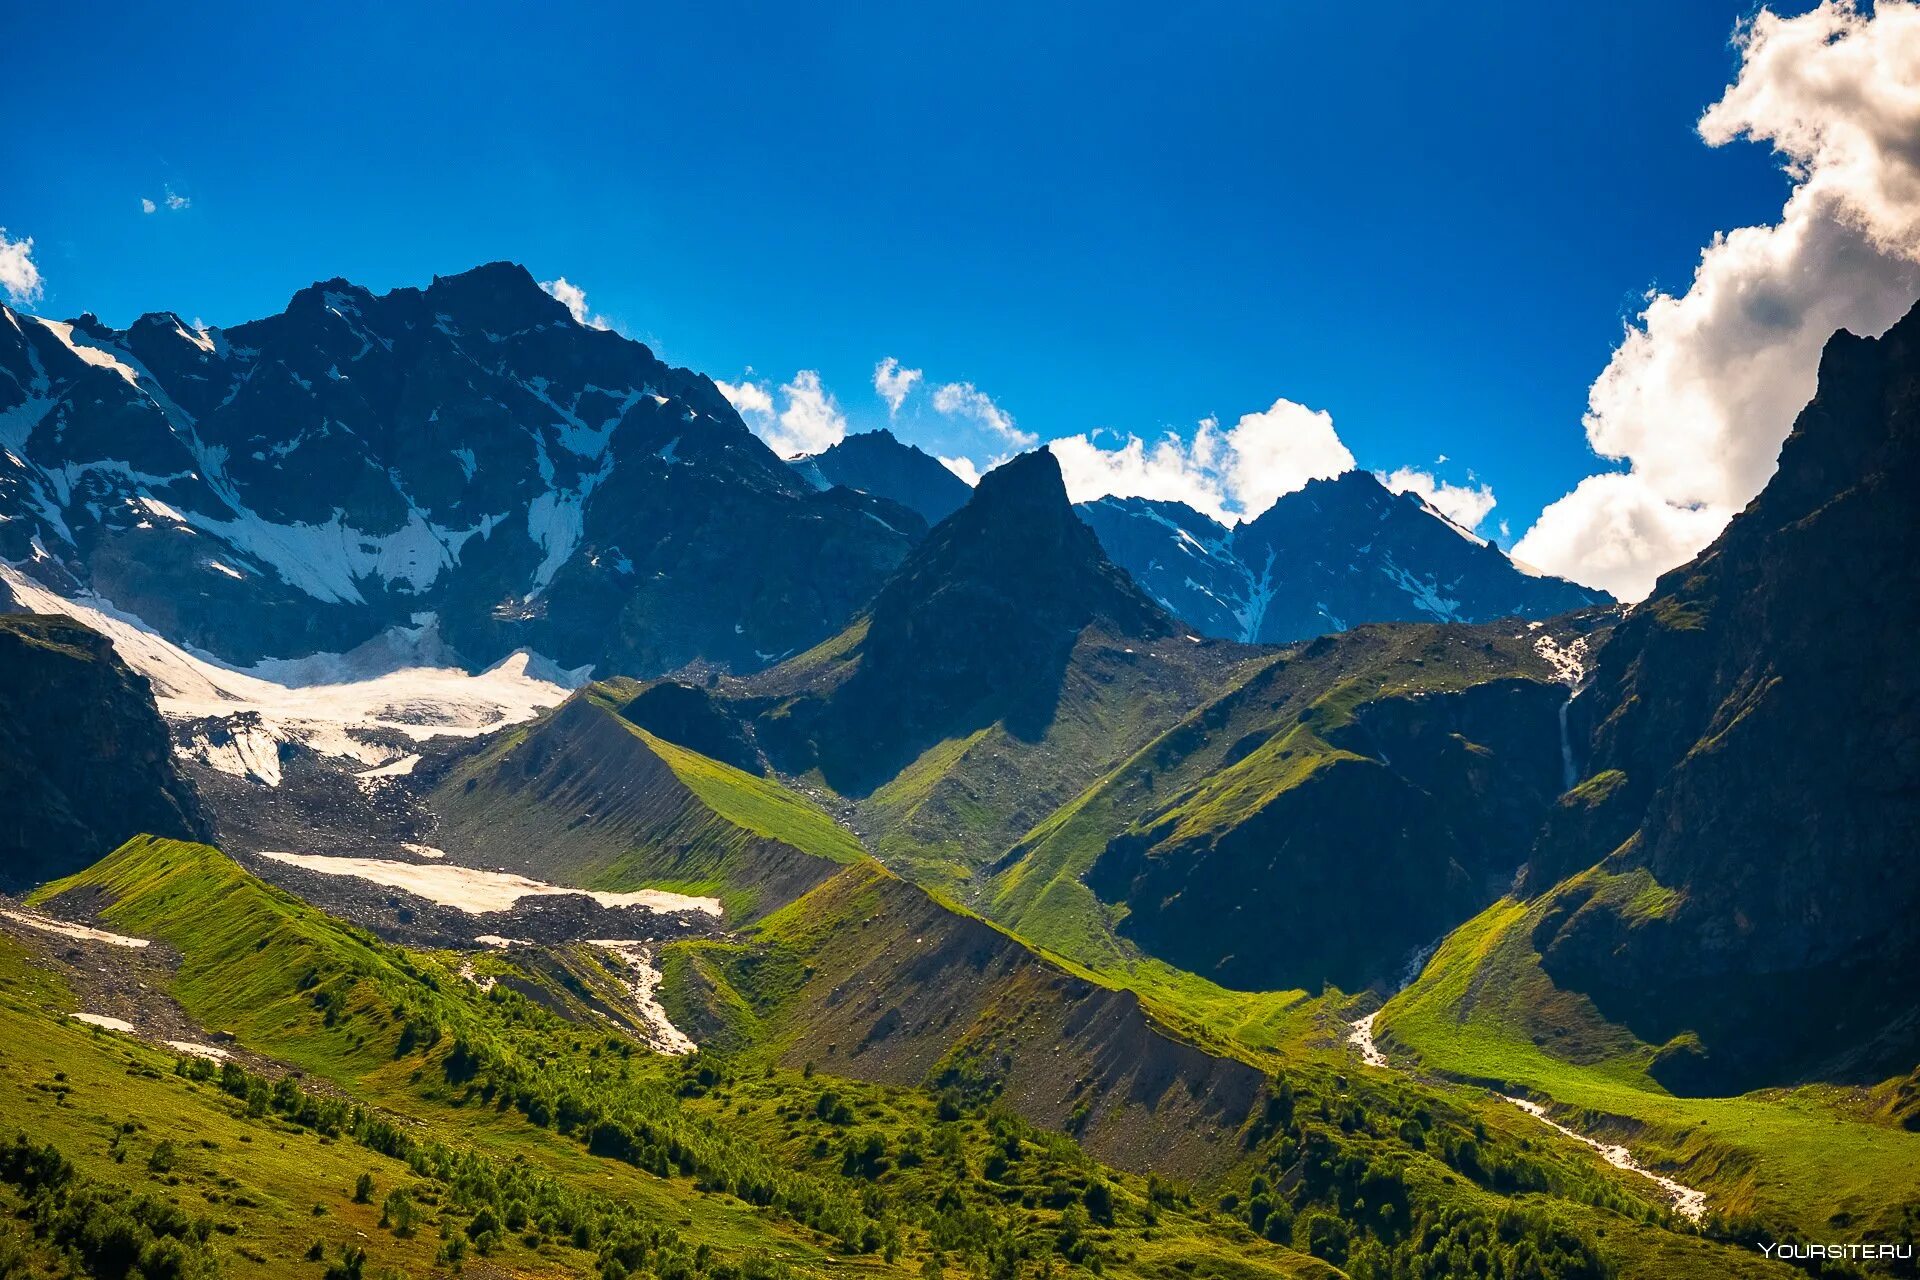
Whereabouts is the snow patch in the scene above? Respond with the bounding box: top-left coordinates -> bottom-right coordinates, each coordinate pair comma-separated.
31,317 -> 142,388
356,753 -> 421,779
256,852 -> 724,918
0,564 -> 584,787
72,1013 -> 136,1033
0,908 -> 151,949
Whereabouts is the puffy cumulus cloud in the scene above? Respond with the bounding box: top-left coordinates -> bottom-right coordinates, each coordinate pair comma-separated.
1049,427 -> 1237,522
140,197 -> 157,215
1516,0 -> 1920,600
1512,473 -> 1728,595
1047,396 -> 1355,524
1222,397 -> 1356,515
1379,467 -> 1498,532
164,187 -> 190,211
539,276 -> 613,331
932,381 -> 1037,446
0,229 -> 43,306
873,357 -> 922,415
938,455 -> 983,486
718,370 -> 848,457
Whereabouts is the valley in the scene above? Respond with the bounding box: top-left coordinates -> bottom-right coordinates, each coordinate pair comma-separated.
0,268 -> 1915,1280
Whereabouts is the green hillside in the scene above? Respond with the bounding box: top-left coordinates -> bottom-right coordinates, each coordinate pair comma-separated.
2,836 -> 1802,1279
991,622 -> 1576,993
1377,882 -> 1920,1243
431,686 -> 862,921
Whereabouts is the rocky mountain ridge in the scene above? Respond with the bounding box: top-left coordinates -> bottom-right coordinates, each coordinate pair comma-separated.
1081,471 -> 1608,644
0,263 -> 916,676
1522,298 -> 1920,1092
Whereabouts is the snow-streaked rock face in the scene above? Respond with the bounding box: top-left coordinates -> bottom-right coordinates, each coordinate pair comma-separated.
1078,472 -> 1608,645
0,264 -> 917,676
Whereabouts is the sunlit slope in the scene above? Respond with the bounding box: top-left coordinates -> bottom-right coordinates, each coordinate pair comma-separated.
433,684 -> 864,920
991,621 -> 1583,993
1378,882 -> 1920,1242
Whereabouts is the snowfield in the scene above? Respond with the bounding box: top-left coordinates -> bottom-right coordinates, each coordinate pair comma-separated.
1,563 -> 585,786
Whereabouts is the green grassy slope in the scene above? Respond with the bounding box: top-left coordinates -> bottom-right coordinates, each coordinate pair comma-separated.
6,839 -> 1358,1279
432,687 -> 862,920
990,623 -> 1570,993
669,858 -> 1274,1182
31,835 -> 460,1078
5,833 -> 1816,1277
818,630 -> 1263,896
1378,881 -> 1920,1244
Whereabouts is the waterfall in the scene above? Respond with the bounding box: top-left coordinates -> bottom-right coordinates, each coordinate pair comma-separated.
1558,693 -> 1578,792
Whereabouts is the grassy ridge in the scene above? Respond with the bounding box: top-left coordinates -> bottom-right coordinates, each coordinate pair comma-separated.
432,691 -> 860,920
634,720 -> 864,866
31,835 -> 460,1078
981,625 -> 1563,1044
790,631 -> 1264,895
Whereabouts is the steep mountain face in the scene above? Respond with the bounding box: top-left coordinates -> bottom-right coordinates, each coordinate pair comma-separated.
0,265 -> 916,675
682,861 -> 1270,1180
790,428 -> 973,527
753,451 -> 1179,789
1073,496 -> 1251,639
0,613 -> 207,889
1081,473 -> 1607,644
1522,302 -> 1920,1092
736,450 -> 1258,891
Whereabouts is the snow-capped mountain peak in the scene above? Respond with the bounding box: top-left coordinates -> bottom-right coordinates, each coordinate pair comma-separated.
0,264 -> 918,676
1078,471 -> 1608,643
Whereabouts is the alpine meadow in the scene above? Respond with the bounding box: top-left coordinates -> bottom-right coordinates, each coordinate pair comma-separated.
2,3 -> 1918,1279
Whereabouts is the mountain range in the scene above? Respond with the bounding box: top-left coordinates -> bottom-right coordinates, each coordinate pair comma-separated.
1,267 -> 1915,1280
788,429 -> 1608,644
2,263 -> 1607,694
0,263 -> 918,675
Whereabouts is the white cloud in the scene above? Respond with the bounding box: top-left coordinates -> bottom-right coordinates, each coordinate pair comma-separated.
1221,398 -> 1356,515
1513,473 -> 1729,597
873,357 -> 923,415
714,377 -> 774,417
1047,396 -> 1355,524
718,370 -> 848,457
539,276 -> 612,331
938,455 -> 982,486
0,229 -> 43,306
141,187 -> 190,214
1380,466 -> 1498,531
1049,428 -> 1236,522
1515,0 -> 1920,600
932,381 -> 1037,446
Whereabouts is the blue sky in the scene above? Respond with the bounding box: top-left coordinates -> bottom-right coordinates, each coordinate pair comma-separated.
6,1 -> 1860,576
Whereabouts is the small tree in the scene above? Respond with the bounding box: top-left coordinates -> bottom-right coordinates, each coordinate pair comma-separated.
381,1188 -> 416,1236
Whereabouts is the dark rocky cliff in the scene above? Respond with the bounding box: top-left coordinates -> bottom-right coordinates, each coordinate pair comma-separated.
1525,299 -> 1920,1091
0,614 -> 207,889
